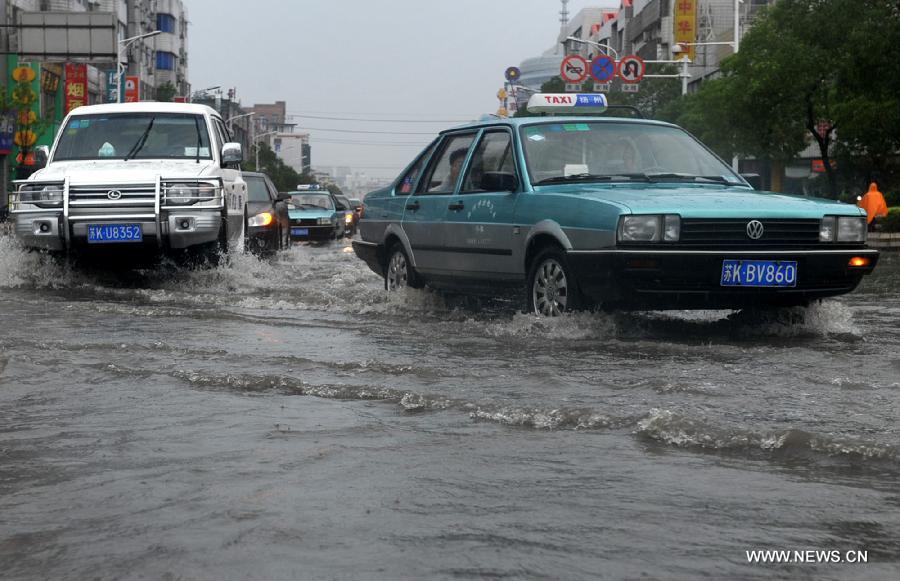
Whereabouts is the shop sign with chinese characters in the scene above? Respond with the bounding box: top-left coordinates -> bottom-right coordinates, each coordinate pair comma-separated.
674,0 -> 697,60
65,63 -> 88,114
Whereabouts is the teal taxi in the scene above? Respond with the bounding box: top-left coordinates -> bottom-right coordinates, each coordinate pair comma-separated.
287,185 -> 345,241
352,94 -> 878,315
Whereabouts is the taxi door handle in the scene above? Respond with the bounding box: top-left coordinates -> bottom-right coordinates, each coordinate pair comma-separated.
405,201 -> 420,211
448,201 -> 465,211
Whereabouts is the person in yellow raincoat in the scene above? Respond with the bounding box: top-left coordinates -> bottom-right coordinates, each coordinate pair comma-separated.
857,182 -> 888,231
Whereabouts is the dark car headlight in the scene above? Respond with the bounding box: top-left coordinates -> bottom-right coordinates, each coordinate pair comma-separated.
248,211 -> 274,227
617,215 -> 680,243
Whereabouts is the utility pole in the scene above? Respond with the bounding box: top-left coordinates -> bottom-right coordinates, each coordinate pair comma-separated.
1,1 -> 9,214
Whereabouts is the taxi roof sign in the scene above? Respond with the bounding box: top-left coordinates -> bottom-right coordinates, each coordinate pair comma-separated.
526,93 -> 608,114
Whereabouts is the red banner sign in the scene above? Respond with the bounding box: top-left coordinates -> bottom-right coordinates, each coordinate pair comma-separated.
124,76 -> 140,103
64,63 -> 87,114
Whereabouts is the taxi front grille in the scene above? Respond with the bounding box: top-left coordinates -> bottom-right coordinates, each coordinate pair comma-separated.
677,219 -> 822,247
291,218 -> 320,226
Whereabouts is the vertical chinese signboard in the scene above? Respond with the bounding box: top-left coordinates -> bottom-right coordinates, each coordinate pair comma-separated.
64,63 -> 87,113
124,76 -> 140,102
674,0 -> 697,61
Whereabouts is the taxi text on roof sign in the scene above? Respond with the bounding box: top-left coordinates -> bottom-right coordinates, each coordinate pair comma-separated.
526,93 -> 608,114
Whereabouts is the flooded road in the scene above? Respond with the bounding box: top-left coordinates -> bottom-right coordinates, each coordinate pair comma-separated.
1,233 -> 899,580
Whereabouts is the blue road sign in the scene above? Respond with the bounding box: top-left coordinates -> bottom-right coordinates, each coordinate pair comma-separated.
590,55 -> 616,83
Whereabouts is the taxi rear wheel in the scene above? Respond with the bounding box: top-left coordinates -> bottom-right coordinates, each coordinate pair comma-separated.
527,247 -> 583,316
385,243 -> 422,291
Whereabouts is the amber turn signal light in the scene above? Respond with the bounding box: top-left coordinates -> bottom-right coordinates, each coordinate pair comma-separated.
848,257 -> 870,267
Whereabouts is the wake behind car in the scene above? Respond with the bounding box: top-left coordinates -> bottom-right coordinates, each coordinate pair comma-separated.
353,93 -> 878,315
287,185 -> 345,241
243,171 -> 291,255
8,102 -> 247,262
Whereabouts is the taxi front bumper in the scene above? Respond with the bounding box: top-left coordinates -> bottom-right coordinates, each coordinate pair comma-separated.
567,248 -> 879,310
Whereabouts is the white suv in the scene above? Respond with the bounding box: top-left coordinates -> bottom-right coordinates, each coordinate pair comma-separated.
9,102 -> 247,260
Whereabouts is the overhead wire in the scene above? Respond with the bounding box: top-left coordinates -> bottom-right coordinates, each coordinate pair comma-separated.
286,112 -> 472,123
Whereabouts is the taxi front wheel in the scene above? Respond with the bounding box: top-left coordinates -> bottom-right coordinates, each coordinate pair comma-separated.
527,247 -> 583,316
385,243 -> 422,291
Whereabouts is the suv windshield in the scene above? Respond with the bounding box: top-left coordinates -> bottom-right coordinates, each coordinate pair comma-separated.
290,193 -> 334,210
53,113 -> 213,161
520,121 -> 743,186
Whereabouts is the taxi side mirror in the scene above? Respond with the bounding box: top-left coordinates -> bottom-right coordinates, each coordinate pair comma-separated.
481,171 -> 518,192
740,173 -> 762,189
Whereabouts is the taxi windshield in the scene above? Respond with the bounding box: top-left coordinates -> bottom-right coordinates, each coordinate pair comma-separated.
53,113 -> 213,161
520,121 -> 742,186
290,193 -> 334,210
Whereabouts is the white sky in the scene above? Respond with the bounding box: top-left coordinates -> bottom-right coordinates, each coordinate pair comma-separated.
190,0 -> 618,177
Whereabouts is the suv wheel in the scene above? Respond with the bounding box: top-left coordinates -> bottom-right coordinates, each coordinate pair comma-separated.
527,247 -> 582,316
385,243 -> 421,290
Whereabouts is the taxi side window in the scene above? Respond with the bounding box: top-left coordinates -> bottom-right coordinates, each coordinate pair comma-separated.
396,141 -> 438,195
417,133 -> 476,195
461,131 -> 515,193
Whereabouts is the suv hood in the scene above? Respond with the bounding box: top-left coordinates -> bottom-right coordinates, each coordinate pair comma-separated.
29,159 -> 218,184
565,184 -> 864,219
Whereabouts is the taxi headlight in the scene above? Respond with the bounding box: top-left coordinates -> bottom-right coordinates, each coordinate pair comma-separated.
317,217 -> 331,225
617,215 -> 680,243
819,216 -> 836,242
248,211 -> 274,227
19,183 -> 64,208
837,216 -> 866,242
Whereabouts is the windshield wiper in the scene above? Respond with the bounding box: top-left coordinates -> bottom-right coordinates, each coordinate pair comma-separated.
644,173 -> 730,184
536,173 -> 613,185
193,116 -> 202,164
124,117 -> 156,161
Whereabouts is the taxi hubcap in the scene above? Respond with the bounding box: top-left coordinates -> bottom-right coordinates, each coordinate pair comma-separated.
387,252 -> 408,290
533,258 -> 568,316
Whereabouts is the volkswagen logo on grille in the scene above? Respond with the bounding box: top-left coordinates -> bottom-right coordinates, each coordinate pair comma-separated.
106,190 -> 123,200
746,220 -> 765,240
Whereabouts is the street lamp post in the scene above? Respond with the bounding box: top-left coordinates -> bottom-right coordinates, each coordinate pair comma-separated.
117,30 -> 161,103
226,112 -> 255,134
565,36 -> 619,59
253,131 -> 277,170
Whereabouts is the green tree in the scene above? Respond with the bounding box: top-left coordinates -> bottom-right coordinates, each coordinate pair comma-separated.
677,0 -> 900,196
243,142 -> 301,191
155,82 -> 177,102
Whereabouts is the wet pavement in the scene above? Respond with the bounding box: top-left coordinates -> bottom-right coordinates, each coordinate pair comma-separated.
1,234 -> 899,580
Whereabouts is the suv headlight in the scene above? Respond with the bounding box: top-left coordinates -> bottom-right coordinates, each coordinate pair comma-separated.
19,183 -> 64,208
820,216 -> 866,243
617,215 -> 680,243
164,182 -> 217,206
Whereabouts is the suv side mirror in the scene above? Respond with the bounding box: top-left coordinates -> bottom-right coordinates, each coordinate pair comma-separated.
221,142 -> 243,165
276,193 -> 291,202
481,171 -> 518,192
34,145 -> 50,169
